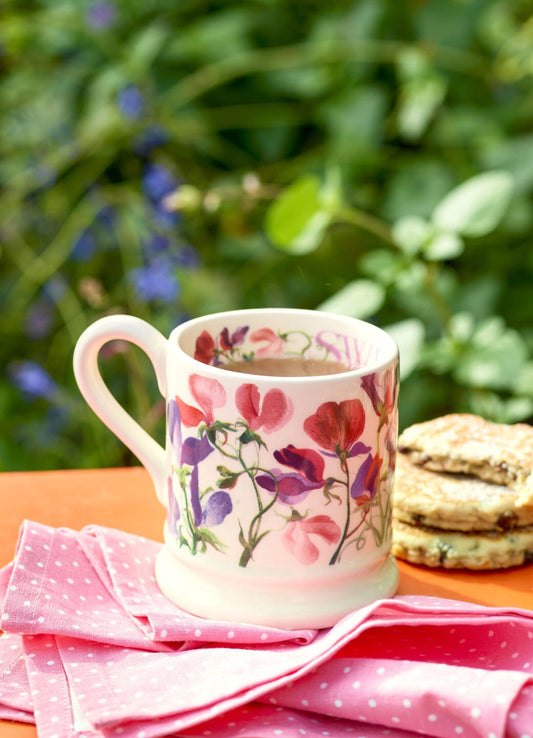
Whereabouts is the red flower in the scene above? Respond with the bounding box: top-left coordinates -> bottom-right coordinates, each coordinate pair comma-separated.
176,374 -> 226,427
235,383 -> 292,432
304,399 -> 365,452
194,330 -> 216,364
250,327 -> 284,356
283,515 -> 341,565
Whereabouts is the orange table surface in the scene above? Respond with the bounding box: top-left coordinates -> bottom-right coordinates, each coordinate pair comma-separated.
1,466 -> 533,736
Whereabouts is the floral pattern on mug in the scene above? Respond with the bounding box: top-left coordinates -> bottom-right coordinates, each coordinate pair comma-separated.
167,368 -> 396,568
192,324 -> 343,368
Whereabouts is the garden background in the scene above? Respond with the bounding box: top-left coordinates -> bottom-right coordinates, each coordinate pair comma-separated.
2,0 -> 533,471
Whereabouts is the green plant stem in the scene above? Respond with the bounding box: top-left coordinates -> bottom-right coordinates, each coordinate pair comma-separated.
338,206 -> 395,246
329,461 -> 351,565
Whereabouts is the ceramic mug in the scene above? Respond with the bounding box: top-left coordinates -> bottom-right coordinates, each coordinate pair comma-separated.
73,308 -> 399,629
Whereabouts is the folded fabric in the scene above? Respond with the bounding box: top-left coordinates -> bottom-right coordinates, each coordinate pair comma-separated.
0,520 -> 531,738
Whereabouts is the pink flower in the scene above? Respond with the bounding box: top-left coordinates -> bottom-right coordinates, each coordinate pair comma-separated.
250,327 -> 284,357
235,383 -> 292,432
283,515 -> 341,564
176,374 -> 226,427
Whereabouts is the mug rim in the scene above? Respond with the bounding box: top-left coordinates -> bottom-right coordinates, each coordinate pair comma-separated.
169,307 -> 398,382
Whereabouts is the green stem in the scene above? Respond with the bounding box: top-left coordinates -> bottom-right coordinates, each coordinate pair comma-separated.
338,206 -> 395,246
329,460 -> 351,565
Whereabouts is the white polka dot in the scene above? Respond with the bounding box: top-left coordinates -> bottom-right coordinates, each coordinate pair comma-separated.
343,666 -> 351,673
334,699 -> 343,708
471,707 -> 481,718
352,680 -> 361,689
160,630 -> 167,638
403,699 -> 411,708
227,631 -> 235,639
428,714 -> 437,722
455,728 -> 463,734
261,633 -> 268,640
301,699 -> 309,707
368,699 -> 377,708
377,666 -> 385,674
320,682 -> 328,689
194,629 -> 202,637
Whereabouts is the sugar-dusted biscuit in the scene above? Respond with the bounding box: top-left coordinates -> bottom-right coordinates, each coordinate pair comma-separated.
398,413 -> 533,506
393,453 -> 533,532
392,519 -> 533,570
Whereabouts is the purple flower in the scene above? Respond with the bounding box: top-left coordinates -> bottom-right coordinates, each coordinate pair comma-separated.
9,361 -> 57,400
86,1 -> 116,30
71,231 -> 96,262
176,244 -> 201,269
202,491 -> 233,527
117,84 -> 144,120
142,163 -> 177,204
350,453 -> 383,505
129,257 -> 180,303
180,433 -> 214,467
256,469 -> 324,505
168,477 -> 180,527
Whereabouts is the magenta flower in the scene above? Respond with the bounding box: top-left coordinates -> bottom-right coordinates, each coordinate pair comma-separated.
351,453 -> 383,505
219,325 -> 248,351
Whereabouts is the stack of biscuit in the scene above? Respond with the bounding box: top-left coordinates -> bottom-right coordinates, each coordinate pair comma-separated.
392,413 -> 533,569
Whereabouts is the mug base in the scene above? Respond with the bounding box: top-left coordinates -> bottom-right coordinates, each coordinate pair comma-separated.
154,546 -> 399,630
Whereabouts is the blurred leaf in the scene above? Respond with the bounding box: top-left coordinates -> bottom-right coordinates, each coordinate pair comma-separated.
397,76 -> 447,141
317,280 -> 385,319
432,171 -> 514,237
454,320 -> 528,390
423,230 -> 464,261
264,175 -> 331,254
385,319 -> 425,380
481,135 -> 533,194
320,85 -> 388,155
392,215 -> 431,256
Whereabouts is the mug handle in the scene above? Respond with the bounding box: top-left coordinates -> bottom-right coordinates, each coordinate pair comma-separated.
73,315 -> 168,506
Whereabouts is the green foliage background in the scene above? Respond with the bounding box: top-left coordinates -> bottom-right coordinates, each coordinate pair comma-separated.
2,0 -> 533,471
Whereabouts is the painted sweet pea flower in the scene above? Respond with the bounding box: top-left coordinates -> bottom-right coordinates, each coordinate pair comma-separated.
219,325 -> 248,351
304,399 -> 365,453
176,374 -> 226,427
194,330 -> 216,364
250,327 -> 284,356
255,445 -> 326,504
235,383 -> 293,432
361,366 -> 397,430
283,514 -> 341,565
201,490 -> 233,527
350,452 -> 383,505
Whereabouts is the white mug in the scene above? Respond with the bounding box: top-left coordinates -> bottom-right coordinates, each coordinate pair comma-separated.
73,308 -> 399,628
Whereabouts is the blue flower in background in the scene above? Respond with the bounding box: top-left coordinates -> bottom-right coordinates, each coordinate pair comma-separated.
176,244 -> 201,269
86,1 -> 116,30
144,233 -> 171,255
134,125 -> 169,156
129,256 -> 180,303
117,84 -> 144,120
143,163 -> 177,204
71,231 -> 96,262
9,361 -> 57,400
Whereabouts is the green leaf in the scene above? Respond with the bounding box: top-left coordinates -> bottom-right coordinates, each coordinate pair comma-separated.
397,76 -> 447,141
454,322 -> 528,390
384,319 -> 425,379
265,175 -> 331,254
423,230 -> 464,261
392,215 -> 432,255
317,280 -> 385,319
432,171 -> 514,237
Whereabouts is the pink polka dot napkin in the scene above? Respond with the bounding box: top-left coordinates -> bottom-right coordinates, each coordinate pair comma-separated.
0,520 -> 532,738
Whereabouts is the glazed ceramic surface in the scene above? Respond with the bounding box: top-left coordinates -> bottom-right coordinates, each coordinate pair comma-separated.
74,309 -> 399,628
